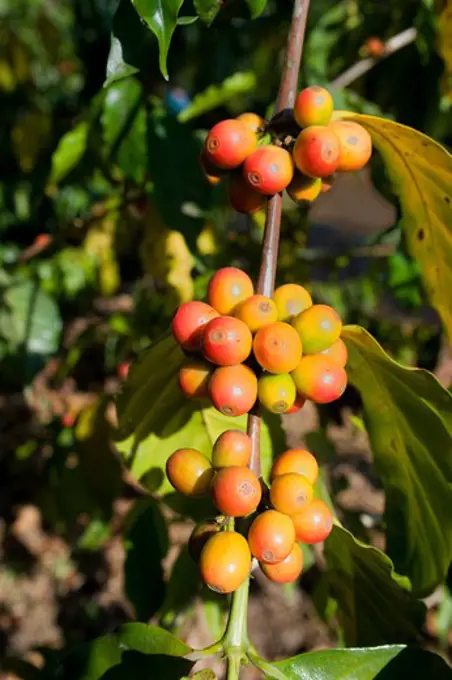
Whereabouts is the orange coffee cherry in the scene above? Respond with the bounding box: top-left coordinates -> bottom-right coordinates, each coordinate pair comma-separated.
211,466 -> 262,517
258,373 -> 296,414
330,121 -> 372,172
200,149 -> 224,186
204,119 -> 257,170
243,146 -> 294,195
253,321 -> 302,374
178,358 -> 213,398
293,126 -> 341,178
294,86 -> 334,128
270,472 -> 314,515
172,301 -> 219,352
273,283 -> 312,322
286,394 -> 306,414
207,267 -> 254,315
209,364 -> 258,416
271,448 -> 318,485
291,355 -> 348,404
212,430 -> 252,468
237,112 -> 265,134
166,448 -> 214,496
261,542 -> 303,583
291,304 -> 342,354
234,294 -> 278,333
202,316 -> 252,366
287,173 -> 322,204
200,531 -> 251,593
229,173 -> 266,214
292,499 -> 333,544
320,337 -> 348,367
248,510 -> 295,564
365,37 -> 385,58
188,520 -> 220,562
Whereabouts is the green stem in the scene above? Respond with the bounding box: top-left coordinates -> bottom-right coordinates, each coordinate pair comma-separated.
222,578 -> 250,679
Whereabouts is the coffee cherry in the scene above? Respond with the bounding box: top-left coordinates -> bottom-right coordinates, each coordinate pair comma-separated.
188,520 -> 220,562
209,364 -> 258,416
237,112 -> 265,134
204,119 -> 257,170
273,284 -> 312,322
243,146 -> 294,195
258,373 -> 296,414
294,86 -> 334,128
166,448 -> 214,496
291,355 -> 347,404
330,121 -> 372,172
286,394 -> 307,414
178,358 -> 213,398
292,304 -> 342,354
293,126 -> 341,178
271,448 -> 318,485
270,472 -> 314,515
248,510 -> 295,564
229,174 -> 266,214
234,294 -> 278,333
287,173 -> 322,204
200,531 -> 251,593
211,466 -> 262,517
253,322 -> 302,374
320,337 -> 348,367
292,499 -> 333,544
203,316 -> 252,366
207,267 -> 254,316
261,542 -> 303,583
200,150 -> 224,186
212,430 -> 252,468
365,37 -> 385,58
172,301 -> 219,352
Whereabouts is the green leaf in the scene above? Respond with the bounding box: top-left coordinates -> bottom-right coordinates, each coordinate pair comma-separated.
178,72 -> 256,122
193,0 -> 222,25
50,122 -> 88,184
324,526 -> 425,646
343,325 -> 452,596
117,623 -> 191,656
101,652 -> 192,679
131,0 -> 185,80
245,0 -> 267,19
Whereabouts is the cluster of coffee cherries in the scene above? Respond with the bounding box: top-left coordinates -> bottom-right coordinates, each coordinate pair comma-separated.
166,435 -> 333,592
171,266 -> 348,417
200,85 -> 372,212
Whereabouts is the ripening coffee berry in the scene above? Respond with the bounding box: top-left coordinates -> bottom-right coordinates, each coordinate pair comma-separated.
207,267 -> 254,316
365,37 -> 385,58
253,322 -> 302,374
212,430 -> 251,468
270,472 -> 314,515
166,448 -> 214,496
237,112 -> 265,134
258,373 -> 297,414
287,173 -> 322,204
248,510 -> 295,564
291,355 -> 348,404
172,301 -> 219,352
330,121 -> 372,172
209,364 -> 258,416
273,283 -> 312,322
211,466 -> 262,517
200,531 -> 251,593
229,174 -> 266,214
204,119 -> 257,170
243,146 -> 294,195
320,337 -> 348,367
271,448 -> 318,485
260,542 -> 303,583
286,394 -> 306,414
178,358 -> 213,399
294,86 -> 334,129
234,294 -> 278,333
202,316 -> 252,366
200,150 -> 224,186
291,304 -> 342,354
292,498 -> 333,544
188,520 -> 220,562
293,126 -> 341,178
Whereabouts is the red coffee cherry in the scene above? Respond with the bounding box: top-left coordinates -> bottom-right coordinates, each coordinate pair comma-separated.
234,294 -> 278,333
365,37 -> 385,58
291,355 -> 348,404
178,358 -> 213,398
271,448 -> 319,485
172,301 -> 219,352
204,119 -> 257,170
248,510 -> 295,564
203,316 -> 252,366
293,126 -> 341,178
237,112 -> 265,134
211,466 -> 262,517
286,394 -> 307,414
294,86 -> 334,128
273,284 -> 312,322
229,174 -> 266,214
243,146 -> 294,195
253,322 -> 302,374
188,520 -> 220,562
117,361 -> 131,380
320,338 -> 348,367
207,267 -> 254,316
287,173 -> 322,204
291,304 -> 342,354
270,472 -> 314,515
292,499 -> 333,544
258,373 -> 297,414
209,364 -> 258,416
166,448 -> 214,496
330,121 -> 372,172
200,150 -> 224,186
261,542 -> 303,583
200,531 -> 251,593
212,430 -> 252,468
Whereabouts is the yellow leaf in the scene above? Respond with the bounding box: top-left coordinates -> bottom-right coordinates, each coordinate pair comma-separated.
84,216 -> 120,296
438,0 -> 452,99
196,222 -> 217,256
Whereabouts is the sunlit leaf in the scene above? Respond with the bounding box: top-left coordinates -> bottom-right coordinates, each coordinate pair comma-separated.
131,0 -> 184,79
178,72 -> 256,122
50,122 -> 89,184
245,0 -> 267,19
193,0 -> 222,24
